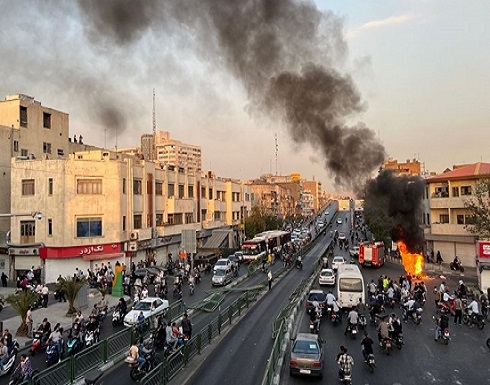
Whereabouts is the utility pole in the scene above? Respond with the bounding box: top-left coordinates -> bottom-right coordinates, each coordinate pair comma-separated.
152,89 -> 156,161
275,133 -> 278,176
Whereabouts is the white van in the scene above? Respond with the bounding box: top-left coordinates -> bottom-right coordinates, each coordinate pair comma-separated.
336,264 -> 365,309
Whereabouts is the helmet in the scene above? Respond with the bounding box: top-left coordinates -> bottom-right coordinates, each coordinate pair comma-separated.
459,280 -> 463,285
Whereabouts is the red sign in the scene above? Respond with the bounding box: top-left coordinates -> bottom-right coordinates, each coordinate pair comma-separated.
477,241 -> 490,258
40,243 -> 121,259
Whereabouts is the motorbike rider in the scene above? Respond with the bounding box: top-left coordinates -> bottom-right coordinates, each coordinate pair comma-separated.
116,297 -> 128,315
368,297 -> 383,323
48,324 -> 63,358
20,354 -> 33,381
402,297 -> 421,322
85,315 -> 100,341
435,309 -> 450,340
0,340 -> 8,371
467,297 -> 480,322
457,280 -> 467,298
128,340 -> 145,372
296,255 -> 302,269
344,307 -> 359,335
336,346 -> 354,380
388,313 -> 403,340
38,317 -> 52,347
309,301 -> 321,332
360,331 -> 374,361
326,291 -> 336,308
377,316 -> 390,346
452,256 -> 460,268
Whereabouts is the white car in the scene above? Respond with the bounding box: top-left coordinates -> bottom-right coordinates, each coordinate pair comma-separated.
123,297 -> 169,327
213,258 -> 232,274
319,268 -> 336,286
349,246 -> 360,257
336,218 -> 343,225
332,256 -> 346,271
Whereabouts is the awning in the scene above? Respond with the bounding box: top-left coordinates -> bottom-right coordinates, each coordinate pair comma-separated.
424,233 -> 476,243
82,252 -> 125,261
15,256 -> 41,270
204,231 -> 230,249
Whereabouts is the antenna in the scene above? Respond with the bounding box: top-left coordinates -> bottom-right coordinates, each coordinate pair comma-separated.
152,88 -> 156,161
275,132 -> 278,176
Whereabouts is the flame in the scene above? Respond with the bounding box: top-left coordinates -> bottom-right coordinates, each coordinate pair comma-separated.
397,241 -> 424,276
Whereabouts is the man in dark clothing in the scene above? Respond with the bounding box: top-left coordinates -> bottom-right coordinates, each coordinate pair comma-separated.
436,251 -> 443,265
361,332 -> 374,361
181,313 -> 192,340
1,272 -> 7,287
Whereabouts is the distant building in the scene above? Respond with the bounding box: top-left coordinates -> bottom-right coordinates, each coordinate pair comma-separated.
382,158 -> 421,176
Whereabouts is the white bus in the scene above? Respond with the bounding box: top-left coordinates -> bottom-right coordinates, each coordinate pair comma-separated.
336,264 -> 365,309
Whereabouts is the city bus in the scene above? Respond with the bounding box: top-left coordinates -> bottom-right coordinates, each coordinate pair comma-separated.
254,230 -> 291,251
241,237 -> 267,262
336,264 -> 365,309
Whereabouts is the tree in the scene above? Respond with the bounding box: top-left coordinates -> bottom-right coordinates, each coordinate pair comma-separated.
60,276 -> 87,316
463,179 -> 490,239
244,202 -> 284,238
6,290 -> 39,336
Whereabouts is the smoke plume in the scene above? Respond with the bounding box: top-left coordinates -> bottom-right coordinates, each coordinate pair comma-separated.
74,0 -> 385,190
365,170 -> 425,252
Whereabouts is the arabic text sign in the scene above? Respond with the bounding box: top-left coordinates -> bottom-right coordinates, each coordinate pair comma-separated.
477,241 -> 490,258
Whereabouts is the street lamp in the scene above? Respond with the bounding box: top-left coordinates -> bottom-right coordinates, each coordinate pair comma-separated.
0,211 -> 43,220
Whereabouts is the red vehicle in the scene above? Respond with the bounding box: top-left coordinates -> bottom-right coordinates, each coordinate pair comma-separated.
359,242 -> 385,267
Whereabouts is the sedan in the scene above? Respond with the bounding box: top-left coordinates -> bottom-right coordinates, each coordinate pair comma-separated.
289,333 -> 324,377
319,269 -> 336,286
349,246 -> 360,257
336,217 -> 343,225
123,297 -> 169,327
332,256 -> 346,271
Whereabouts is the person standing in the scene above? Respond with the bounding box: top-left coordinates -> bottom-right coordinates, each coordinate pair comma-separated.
26,306 -> 34,338
181,313 -> 193,340
454,296 -> 463,325
267,270 -> 273,291
41,284 -> 49,308
436,250 -> 443,265
1,272 -> 7,287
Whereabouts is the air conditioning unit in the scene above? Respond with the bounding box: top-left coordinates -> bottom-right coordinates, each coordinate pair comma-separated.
128,242 -> 138,252
130,231 -> 139,240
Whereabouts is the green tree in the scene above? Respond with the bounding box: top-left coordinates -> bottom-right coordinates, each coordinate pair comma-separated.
244,202 -> 284,238
6,290 -> 39,336
463,179 -> 490,239
60,276 -> 87,316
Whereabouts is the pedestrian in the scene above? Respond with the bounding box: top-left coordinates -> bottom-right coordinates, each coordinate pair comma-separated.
454,295 -> 463,325
436,250 -> 443,265
181,313 -> 193,340
267,270 -> 273,291
26,306 -> 33,338
1,272 -> 7,287
41,284 -> 49,308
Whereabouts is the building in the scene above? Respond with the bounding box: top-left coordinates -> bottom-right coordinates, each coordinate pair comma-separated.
249,178 -> 297,218
9,150 -> 251,282
303,180 -> 322,212
382,158 -> 421,176
154,131 -> 202,171
423,162 -> 490,267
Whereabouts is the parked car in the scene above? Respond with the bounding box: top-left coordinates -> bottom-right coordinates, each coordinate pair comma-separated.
213,258 -> 232,274
211,267 -> 233,286
319,269 -> 336,286
305,289 -> 327,314
289,333 -> 324,378
124,297 -> 169,327
332,256 -> 346,271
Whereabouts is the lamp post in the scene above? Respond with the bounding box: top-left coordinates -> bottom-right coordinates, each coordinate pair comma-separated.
0,211 -> 43,219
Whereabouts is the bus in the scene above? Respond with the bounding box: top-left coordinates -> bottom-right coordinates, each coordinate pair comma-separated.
336,264 -> 365,309
241,237 -> 267,262
254,230 -> 291,251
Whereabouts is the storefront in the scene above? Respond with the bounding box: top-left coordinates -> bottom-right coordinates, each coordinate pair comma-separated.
40,242 -> 124,283
476,240 -> 490,293
8,245 -> 43,281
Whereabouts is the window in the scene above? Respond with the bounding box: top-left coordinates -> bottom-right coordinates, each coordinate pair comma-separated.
20,221 -> 35,237
426,213 -> 430,225
48,219 -> 53,236
185,213 -> 193,224
156,213 -> 164,226
20,106 -> 27,128
452,187 -> 459,197
13,141 -> 18,152
167,213 -> 183,225
77,179 -> 102,194
133,214 -> 142,229
22,179 -> 35,195
201,209 -> 207,220
188,185 -> 194,198
178,185 -> 185,199
48,178 -> 53,195
461,186 -> 472,196
76,218 -> 102,237
57,149 -> 64,156
133,179 -> 142,195
168,183 -> 175,197
21,149 -> 28,157
209,188 -> 213,200
122,216 -> 126,231
201,187 -> 206,199
245,193 -> 250,201
122,178 -> 126,194
457,215 -> 464,225
155,182 -> 163,195
439,214 -> 449,224
43,112 -> 51,129
214,211 -> 221,221
43,142 -> 52,154
465,215 -> 476,225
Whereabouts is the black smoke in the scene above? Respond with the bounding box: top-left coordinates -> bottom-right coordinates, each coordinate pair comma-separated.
75,0 -> 385,191
364,170 -> 425,252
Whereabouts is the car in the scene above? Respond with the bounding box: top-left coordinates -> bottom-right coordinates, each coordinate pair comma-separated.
228,254 -> 240,267
317,221 -> 325,228
305,289 -> 327,314
211,267 -> 233,286
233,251 -> 244,263
123,297 -> 169,327
213,258 -> 232,274
349,246 -> 360,257
336,218 -> 343,225
319,268 -> 336,286
338,232 -> 346,241
289,333 -> 324,377
332,256 -> 346,270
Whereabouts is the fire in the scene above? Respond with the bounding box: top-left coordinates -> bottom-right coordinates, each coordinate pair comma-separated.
397,241 -> 424,276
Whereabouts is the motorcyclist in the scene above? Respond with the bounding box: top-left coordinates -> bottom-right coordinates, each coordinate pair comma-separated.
457,280 -> 467,298
402,297 -> 420,322
360,331 -> 374,361
435,310 -> 449,340
296,255 -> 302,269
377,316 -> 390,346
38,317 -> 52,347
309,301 -> 321,332
85,315 -> 100,341
388,313 -> 403,340
344,308 -> 359,335
368,298 -> 383,323
452,256 -> 460,268
467,298 -> 480,322
128,341 -> 145,372
116,297 -> 128,315
20,354 -> 33,381
48,325 -> 63,357
336,346 -> 354,380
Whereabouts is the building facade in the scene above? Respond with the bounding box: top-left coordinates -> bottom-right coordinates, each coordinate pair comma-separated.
382,158 -> 422,176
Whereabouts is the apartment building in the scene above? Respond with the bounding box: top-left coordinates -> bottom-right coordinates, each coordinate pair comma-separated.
303,180 -> 322,212
423,162 -> 490,267
249,180 -> 296,218
382,158 -> 421,176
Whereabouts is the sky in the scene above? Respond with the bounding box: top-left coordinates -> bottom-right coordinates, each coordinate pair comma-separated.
0,0 -> 489,193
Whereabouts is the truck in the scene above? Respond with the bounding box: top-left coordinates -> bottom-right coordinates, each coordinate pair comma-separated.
359,242 -> 385,267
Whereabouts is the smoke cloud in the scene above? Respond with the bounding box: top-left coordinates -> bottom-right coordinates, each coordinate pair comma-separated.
74,0 -> 385,191
365,170 -> 425,252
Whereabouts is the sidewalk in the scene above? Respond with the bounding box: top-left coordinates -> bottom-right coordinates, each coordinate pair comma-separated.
0,286 -> 129,349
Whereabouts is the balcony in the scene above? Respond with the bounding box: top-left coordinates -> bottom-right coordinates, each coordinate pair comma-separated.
166,197 -> 195,214
429,197 -> 467,209
430,223 -> 472,236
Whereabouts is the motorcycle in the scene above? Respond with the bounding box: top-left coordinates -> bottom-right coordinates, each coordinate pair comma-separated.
331,310 -> 341,326
358,314 -> 367,330
66,327 -> 82,357
339,369 -> 352,385
309,311 -> 321,334
189,282 -> 195,296
84,330 -> 98,348
112,308 -> 125,327
463,311 -> 485,330
381,337 -> 392,356
402,307 -> 423,325
450,260 -> 465,272
393,333 -> 404,350
31,330 -> 46,356
46,342 -> 60,367
363,353 -> 376,373
296,260 -> 303,270
0,341 -> 18,377
126,348 -> 156,381
346,323 -> 358,339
